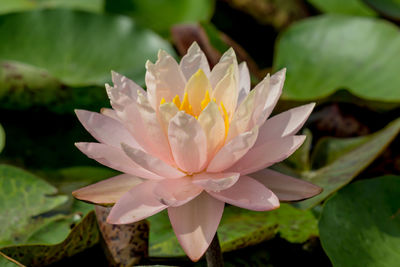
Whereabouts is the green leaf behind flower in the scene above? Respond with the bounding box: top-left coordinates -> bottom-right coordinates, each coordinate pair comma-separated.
274,15 -> 400,103
364,0 -> 400,19
319,176 -> 400,267
308,0 -> 377,16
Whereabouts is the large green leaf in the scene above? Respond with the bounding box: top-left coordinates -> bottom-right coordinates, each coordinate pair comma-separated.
293,117 -> 400,209
0,252 -> 24,267
274,15 -> 400,102
1,211 -> 99,267
0,0 -> 104,14
0,164 -> 67,247
308,0 -> 377,16
105,0 -> 215,36
0,9 -> 175,87
364,0 -> 400,19
319,176 -> 400,267
148,204 -> 317,257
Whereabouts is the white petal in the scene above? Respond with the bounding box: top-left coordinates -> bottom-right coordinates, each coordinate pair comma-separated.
180,42 -> 211,80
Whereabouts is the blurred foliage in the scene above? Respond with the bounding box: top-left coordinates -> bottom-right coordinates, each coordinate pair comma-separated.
364,0 -> 400,19
279,117 -> 400,209
275,15 -> 400,103
0,0 -> 399,265
319,176 -> 400,267
105,0 -> 215,37
308,0 -> 377,16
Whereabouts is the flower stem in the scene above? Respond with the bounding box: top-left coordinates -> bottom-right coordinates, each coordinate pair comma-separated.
206,233 -> 224,267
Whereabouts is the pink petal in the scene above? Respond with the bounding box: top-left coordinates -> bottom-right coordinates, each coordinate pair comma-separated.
75,142 -> 163,180
180,42 -> 211,80
237,61 -> 250,105
135,93 -> 174,164
159,102 -> 179,133
192,172 -> 240,192
75,109 -> 139,148
197,102 -> 225,162
209,176 -> 280,211
106,71 -> 146,110
145,50 -> 186,109
72,174 -> 142,205
249,169 -> 322,201
153,177 -> 203,207
168,112 -> 207,173
121,143 -> 186,179
168,192 -> 224,261
226,75 -> 270,142
229,135 -> 306,175
253,68 -> 286,126
255,103 -> 315,146
209,48 -> 238,89
100,108 -> 120,121
107,181 -> 167,224
212,64 -> 238,118
207,127 -> 259,172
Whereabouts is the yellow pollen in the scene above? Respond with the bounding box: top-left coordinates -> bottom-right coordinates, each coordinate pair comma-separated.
201,90 -> 211,110
160,97 -> 166,105
172,95 -> 181,109
220,102 -> 229,138
180,92 -> 193,115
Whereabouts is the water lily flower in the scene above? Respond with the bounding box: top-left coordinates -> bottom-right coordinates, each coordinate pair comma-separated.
73,43 -> 322,261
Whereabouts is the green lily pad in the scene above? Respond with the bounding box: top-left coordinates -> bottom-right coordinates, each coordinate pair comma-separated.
319,176 -> 400,267
0,164 -> 67,247
0,123 -> 4,154
0,252 -> 24,267
274,15 -> 400,102
0,9 -> 175,87
1,211 -> 99,267
294,117 -> 400,209
148,204 -> 317,257
105,0 -> 215,36
308,0 -> 377,16
364,0 -> 400,19
0,0 -> 104,15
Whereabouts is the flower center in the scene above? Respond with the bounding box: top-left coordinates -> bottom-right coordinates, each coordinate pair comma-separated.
160,90 -> 230,138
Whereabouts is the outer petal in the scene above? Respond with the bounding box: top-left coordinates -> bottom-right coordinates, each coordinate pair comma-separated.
198,102 -> 225,162
145,50 -> 186,109
255,103 -> 315,146
249,169 -> 322,202
229,135 -> 306,175
254,68 -> 286,126
212,65 -> 238,118
75,110 -> 139,148
135,93 -> 174,164
207,127 -> 259,172
237,61 -> 250,105
153,177 -> 203,207
121,143 -> 186,179
168,111 -> 208,173
180,42 -> 211,80
75,142 -> 162,180
72,174 -> 143,205
107,181 -> 167,224
168,192 -> 224,261
100,108 -> 120,121
208,176 -> 280,211
185,69 -> 211,115
192,172 -> 240,192
106,71 -> 145,110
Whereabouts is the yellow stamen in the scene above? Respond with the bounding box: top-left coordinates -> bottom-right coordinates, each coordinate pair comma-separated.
201,90 -> 211,111
160,97 -> 166,105
220,102 -> 229,138
172,95 -> 181,109
180,92 -> 193,115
